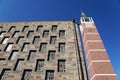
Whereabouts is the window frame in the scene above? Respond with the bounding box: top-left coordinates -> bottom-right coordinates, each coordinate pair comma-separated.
58,43 -> 65,53
58,59 -> 66,72
51,25 -> 57,32
35,59 -> 44,71
39,43 -> 47,53
22,26 -> 29,32
43,30 -> 49,38
59,30 -> 65,37
45,70 -> 54,80
50,36 -> 57,44
48,50 -> 56,61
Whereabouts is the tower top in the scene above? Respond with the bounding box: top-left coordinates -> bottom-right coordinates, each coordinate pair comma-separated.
81,10 -> 87,17
80,10 -> 94,23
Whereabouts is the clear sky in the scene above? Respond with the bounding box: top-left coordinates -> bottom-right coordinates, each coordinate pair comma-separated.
0,0 -> 120,79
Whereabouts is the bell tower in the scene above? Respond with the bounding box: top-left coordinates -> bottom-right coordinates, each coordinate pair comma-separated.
80,11 -> 118,80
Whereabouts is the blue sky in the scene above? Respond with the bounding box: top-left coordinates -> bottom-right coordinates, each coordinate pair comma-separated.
0,0 -> 120,79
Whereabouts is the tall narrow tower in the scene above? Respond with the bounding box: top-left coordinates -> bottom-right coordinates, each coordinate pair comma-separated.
80,11 -> 118,80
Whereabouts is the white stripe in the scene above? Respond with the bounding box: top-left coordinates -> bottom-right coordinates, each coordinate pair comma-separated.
83,32 -> 99,42
90,74 -> 117,80
88,60 -> 110,69
86,49 -> 106,59
84,40 -> 102,49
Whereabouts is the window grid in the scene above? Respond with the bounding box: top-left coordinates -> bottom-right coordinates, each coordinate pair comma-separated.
27,31 -> 34,38
59,30 -> 65,37
43,30 -> 49,38
32,36 -> 40,44
52,25 -> 57,31
36,25 -> 43,32
58,43 -> 65,53
45,70 -> 54,80
12,31 -> 19,38
39,43 -> 47,53
22,26 -> 29,32
8,26 -> 15,33
21,43 -> 30,52
35,59 -> 44,71
50,36 -> 57,44
58,60 -> 66,72
1,36 -> 9,44
1,69 -> 11,80
48,51 -> 56,61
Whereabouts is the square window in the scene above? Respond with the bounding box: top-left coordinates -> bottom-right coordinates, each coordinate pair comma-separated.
48,51 -> 56,61
50,36 -> 56,44
1,68 -> 11,80
59,30 -> 65,37
45,70 -> 54,80
8,26 -> 15,33
22,69 -> 32,80
8,50 -> 18,60
4,43 -> 13,52
39,43 -> 47,53
36,25 -> 43,32
27,50 -> 36,61
51,25 -> 57,31
35,59 -> 44,71
1,36 -> 9,44
21,43 -> 30,52
12,31 -> 19,38
0,31 -> 6,38
58,60 -> 66,72
32,36 -> 40,44
27,31 -> 34,38
22,26 -> 29,32
58,43 -> 65,53
13,59 -> 24,71
16,36 -> 24,44
43,30 -> 49,37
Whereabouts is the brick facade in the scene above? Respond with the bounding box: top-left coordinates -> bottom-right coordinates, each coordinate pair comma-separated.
80,16 -> 118,80
0,21 -> 87,80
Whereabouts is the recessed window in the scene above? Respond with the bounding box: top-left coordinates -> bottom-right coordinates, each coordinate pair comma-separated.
0,26 -> 2,31
32,36 -> 40,44
16,36 -> 24,44
36,25 -> 43,32
59,30 -> 65,37
27,50 -> 36,61
0,58 -> 6,67
39,43 -> 47,53
43,30 -> 49,38
8,26 -> 15,33
84,17 -> 90,22
22,69 -> 32,80
48,51 -> 55,61
58,60 -> 66,72
4,43 -> 13,52
35,59 -> 44,71
22,26 -> 29,32
1,36 -> 9,44
8,50 -> 18,60
0,31 -> 6,38
50,36 -> 57,44
27,31 -> 34,38
58,43 -> 65,53
21,43 -> 30,52
13,59 -> 24,71
12,31 -> 19,38
52,25 -> 57,31
0,68 -> 11,80
45,70 -> 54,80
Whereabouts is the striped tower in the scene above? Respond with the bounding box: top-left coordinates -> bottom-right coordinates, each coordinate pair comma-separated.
80,11 -> 118,80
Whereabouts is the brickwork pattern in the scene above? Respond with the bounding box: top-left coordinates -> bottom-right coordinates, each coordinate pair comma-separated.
0,21 -> 87,80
